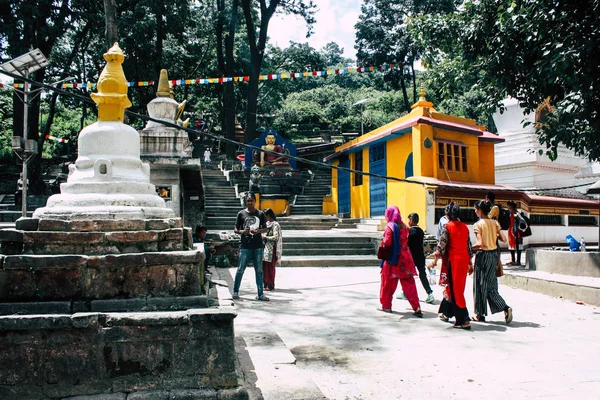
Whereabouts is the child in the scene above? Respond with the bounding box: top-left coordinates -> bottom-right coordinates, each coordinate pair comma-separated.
397,213 -> 435,304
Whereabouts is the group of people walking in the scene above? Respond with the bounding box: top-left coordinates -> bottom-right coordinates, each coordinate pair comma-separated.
378,192 -> 515,330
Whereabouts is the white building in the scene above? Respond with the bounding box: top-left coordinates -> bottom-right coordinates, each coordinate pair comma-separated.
493,97 -> 599,196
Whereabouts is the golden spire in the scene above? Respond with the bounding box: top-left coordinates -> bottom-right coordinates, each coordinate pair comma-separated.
156,69 -> 171,98
411,82 -> 434,110
418,83 -> 426,102
91,43 -> 132,122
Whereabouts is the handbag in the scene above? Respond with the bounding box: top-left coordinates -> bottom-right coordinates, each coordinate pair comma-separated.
377,245 -> 391,260
496,258 -> 504,277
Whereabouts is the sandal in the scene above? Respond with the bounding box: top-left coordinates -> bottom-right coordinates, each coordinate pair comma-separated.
377,307 -> 392,313
505,307 -> 513,324
413,310 -> 424,318
453,322 -> 472,330
471,315 -> 485,322
256,295 -> 270,301
438,314 -> 449,322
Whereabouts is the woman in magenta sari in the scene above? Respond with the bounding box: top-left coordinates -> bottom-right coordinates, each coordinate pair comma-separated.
430,202 -> 474,329
379,206 -> 423,318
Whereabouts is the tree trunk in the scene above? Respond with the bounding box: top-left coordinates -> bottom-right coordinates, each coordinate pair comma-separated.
400,71 -> 410,112
104,0 -> 118,49
223,0 -> 239,158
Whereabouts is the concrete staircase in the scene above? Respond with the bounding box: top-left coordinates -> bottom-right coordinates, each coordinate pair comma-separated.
281,231 -> 380,267
202,166 -> 241,232
291,168 -> 331,215
355,217 -> 387,232
0,194 -> 34,224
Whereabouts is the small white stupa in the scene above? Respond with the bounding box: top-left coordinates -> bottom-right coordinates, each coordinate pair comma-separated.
33,43 -> 174,220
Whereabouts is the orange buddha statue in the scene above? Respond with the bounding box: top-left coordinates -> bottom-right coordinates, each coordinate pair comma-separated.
259,134 -> 289,167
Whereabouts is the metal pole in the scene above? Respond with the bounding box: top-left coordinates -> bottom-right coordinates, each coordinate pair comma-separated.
360,104 -> 364,136
21,71 -> 28,217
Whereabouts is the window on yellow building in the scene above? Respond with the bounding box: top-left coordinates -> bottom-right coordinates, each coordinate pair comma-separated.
438,141 -> 468,173
354,151 -> 363,186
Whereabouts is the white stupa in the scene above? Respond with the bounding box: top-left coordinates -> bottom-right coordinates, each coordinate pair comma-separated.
33,43 -> 174,220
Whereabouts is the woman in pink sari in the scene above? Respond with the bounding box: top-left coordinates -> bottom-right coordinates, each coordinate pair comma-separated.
378,206 -> 423,317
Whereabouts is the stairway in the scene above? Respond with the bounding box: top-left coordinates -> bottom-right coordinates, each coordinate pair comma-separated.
0,194 -> 33,224
202,167 -> 241,232
280,232 -> 380,267
291,168 -> 331,215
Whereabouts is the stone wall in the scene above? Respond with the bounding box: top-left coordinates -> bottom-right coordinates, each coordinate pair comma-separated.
0,309 -> 246,400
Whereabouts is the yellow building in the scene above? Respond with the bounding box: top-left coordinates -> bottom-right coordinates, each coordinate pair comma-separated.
322,87 -> 506,232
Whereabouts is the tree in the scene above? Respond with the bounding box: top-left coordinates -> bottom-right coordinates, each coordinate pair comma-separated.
240,0 -> 316,144
0,0 -> 78,193
354,0 -> 456,112
103,0 -> 118,47
412,0 -> 600,161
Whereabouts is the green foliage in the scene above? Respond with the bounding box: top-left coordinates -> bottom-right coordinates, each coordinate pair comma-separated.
412,0 -> 600,161
0,90 -> 14,163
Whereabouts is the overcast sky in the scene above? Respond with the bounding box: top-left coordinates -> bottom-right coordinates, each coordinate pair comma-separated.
268,0 -> 362,61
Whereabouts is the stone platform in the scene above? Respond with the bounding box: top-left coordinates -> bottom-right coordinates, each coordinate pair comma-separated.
0,309 -> 245,400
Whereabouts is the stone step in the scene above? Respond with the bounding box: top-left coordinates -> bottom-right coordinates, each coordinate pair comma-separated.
283,241 -> 372,249
284,248 -> 375,256
281,255 -> 380,267
282,235 -> 373,244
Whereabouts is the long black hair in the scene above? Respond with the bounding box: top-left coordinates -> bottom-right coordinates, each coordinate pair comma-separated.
264,208 -> 276,221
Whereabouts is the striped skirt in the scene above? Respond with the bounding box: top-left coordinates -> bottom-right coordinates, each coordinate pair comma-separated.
473,250 -> 508,316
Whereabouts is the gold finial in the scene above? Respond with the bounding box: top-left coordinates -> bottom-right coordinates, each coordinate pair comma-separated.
419,83 -> 426,102
156,69 -> 171,98
91,42 -> 132,122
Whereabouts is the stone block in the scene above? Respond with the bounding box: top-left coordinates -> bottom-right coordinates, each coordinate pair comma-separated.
136,242 -> 159,252
72,301 -> 92,313
38,219 -> 69,231
174,263 -> 201,296
15,217 -> 39,231
23,231 -> 105,245
84,266 -> 124,299
66,394 -> 127,400
127,389 -> 219,400
36,268 -> 83,300
0,301 -> 71,315
183,227 -> 193,250
3,254 -> 88,270
146,219 -> 171,230
5,269 -> 38,300
91,298 -> 147,312
160,228 -> 183,241
169,218 -> 183,228
147,265 -> 177,295
145,295 -> 208,311
158,239 -> 183,252
106,231 -> 159,244
0,228 -> 24,242
85,219 -> 146,232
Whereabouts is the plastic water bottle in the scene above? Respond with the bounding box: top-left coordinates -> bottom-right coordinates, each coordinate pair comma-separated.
581,238 -> 586,252
428,268 -> 437,285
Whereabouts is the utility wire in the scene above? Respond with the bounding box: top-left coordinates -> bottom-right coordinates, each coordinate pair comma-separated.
1,68 -> 596,194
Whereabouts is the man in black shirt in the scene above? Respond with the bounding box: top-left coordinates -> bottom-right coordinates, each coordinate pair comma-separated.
398,213 -> 435,303
232,192 -> 269,301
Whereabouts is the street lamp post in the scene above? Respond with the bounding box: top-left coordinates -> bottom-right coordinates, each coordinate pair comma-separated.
353,99 -> 369,136
0,49 -> 49,217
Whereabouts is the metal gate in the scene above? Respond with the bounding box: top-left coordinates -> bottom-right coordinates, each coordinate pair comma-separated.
338,159 -> 350,215
369,143 -> 387,216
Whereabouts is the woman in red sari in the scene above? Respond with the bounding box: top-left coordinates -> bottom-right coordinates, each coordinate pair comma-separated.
430,202 -> 474,329
379,206 -> 423,318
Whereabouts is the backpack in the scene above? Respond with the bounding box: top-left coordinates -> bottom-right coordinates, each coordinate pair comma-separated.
497,203 -> 511,230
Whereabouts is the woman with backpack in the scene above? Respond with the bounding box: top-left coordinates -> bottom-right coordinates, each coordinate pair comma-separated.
506,200 -> 528,266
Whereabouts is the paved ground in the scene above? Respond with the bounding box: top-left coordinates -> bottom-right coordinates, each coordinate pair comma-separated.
216,263 -> 600,400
